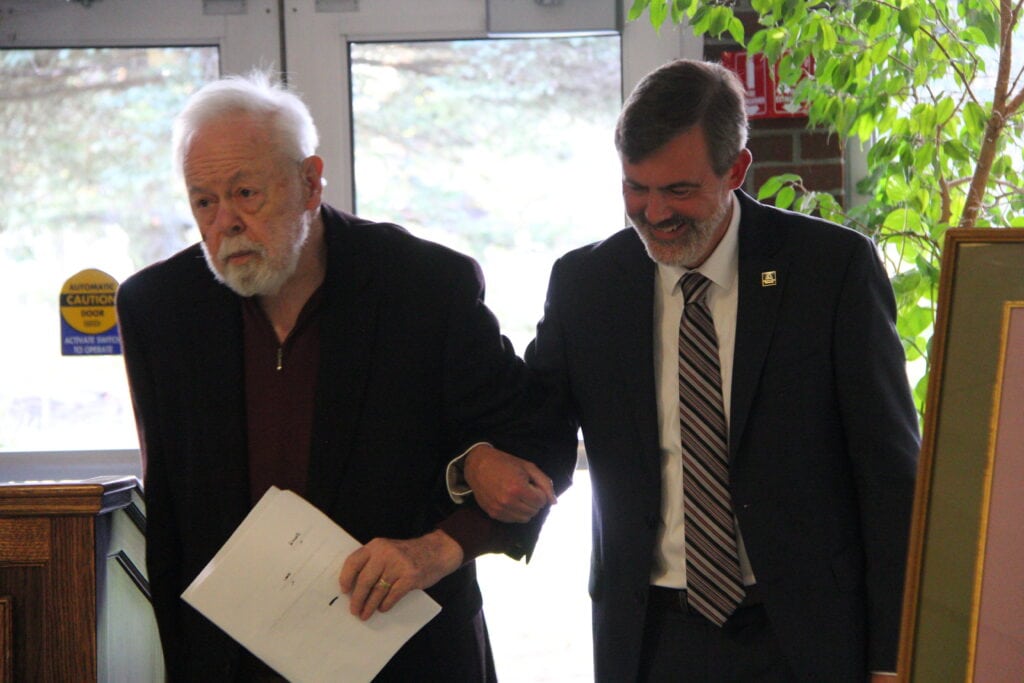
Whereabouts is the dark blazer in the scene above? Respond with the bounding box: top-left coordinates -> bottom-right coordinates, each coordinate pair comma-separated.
117,205 -> 538,682
527,191 -> 920,682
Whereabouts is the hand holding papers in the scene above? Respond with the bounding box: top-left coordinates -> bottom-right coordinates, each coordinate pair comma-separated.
182,487 -> 441,683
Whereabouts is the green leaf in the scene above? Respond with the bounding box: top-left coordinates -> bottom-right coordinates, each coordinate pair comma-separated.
942,140 -> 971,163
877,105 -> 898,133
992,154 -> 1010,177
832,60 -> 852,90
974,10 -> 1000,45
865,4 -> 886,38
690,5 -> 712,34
818,21 -> 839,51
898,6 -> 921,35
883,207 -> 923,232
853,0 -> 874,25
884,174 -> 912,202
913,375 -> 929,409
891,270 -> 922,300
758,175 -> 786,199
776,184 -> 797,209
901,304 -> 933,338
627,0 -> 650,22
960,26 -> 989,46
670,0 -> 686,23
935,97 -> 956,123
649,0 -> 668,29
748,29 -> 768,54
855,111 -> 875,141
963,101 -> 988,137
728,16 -> 746,45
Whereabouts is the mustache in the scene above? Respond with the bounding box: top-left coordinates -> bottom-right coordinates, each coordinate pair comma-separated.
631,213 -> 695,231
217,235 -> 266,263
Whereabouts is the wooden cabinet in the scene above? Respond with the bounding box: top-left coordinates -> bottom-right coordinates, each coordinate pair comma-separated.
0,477 -> 162,682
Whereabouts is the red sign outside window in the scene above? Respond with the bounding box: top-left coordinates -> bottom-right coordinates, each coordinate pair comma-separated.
721,51 -> 813,120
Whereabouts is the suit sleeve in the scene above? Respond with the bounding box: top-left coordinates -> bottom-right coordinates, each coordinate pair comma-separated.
116,280 -> 188,679
523,257 -> 586,500
426,254 -> 568,560
833,237 -> 920,671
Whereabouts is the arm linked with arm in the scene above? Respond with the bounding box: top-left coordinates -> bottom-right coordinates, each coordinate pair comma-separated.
437,253 -> 576,560
464,254 -> 582,528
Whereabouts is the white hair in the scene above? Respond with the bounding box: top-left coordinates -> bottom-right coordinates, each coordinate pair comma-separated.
171,70 -> 319,178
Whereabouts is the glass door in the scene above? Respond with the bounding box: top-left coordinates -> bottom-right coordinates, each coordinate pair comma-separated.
349,33 -> 622,682
0,0 -> 279,459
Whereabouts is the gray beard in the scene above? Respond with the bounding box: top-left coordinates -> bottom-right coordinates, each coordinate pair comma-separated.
630,200 -> 728,268
201,218 -> 310,297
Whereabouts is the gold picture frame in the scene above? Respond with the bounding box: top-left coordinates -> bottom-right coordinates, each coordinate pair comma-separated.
898,228 -> 1024,681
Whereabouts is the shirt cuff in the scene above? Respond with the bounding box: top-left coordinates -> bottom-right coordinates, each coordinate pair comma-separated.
436,505 -> 509,561
446,441 -> 490,503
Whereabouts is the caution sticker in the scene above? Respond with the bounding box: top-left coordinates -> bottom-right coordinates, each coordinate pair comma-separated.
60,269 -> 122,356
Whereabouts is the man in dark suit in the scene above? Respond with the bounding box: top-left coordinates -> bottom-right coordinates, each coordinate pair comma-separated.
465,59 -> 920,681
117,72 -> 552,682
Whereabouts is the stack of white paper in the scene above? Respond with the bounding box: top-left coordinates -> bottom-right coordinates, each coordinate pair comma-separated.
182,486 -> 441,682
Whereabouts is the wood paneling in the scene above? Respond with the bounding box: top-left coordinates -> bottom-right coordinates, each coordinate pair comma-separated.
0,477 -> 137,682
0,596 -> 11,683
0,518 -> 50,564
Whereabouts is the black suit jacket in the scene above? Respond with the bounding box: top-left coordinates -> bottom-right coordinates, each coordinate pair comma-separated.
117,205 -> 539,682
527,191 -> 920,681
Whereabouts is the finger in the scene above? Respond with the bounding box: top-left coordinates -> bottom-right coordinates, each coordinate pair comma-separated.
524,463 -> 558,504
503,501 -> 544,524
339,546 -> 370,593
359,577 -> 393,621
347,556 -> 386,616
517,482 -> 550,511
492,489 -> 548,522
378,578 -> 412,613
348,574 -> 372,617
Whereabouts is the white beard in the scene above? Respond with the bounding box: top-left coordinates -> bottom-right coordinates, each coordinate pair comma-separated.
202,215 -> 310,297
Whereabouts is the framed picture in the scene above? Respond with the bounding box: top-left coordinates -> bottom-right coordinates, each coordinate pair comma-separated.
898,228 -> 1024,681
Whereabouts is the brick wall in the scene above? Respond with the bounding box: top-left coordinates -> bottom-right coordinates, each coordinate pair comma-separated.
704,10 -> 845,206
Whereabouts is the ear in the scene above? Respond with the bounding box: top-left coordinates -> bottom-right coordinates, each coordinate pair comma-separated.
300,155 -> 325,209
726,148 -> 753,190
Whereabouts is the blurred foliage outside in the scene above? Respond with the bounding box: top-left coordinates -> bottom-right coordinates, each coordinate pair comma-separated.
0,46 -> 218,450
630,0 -> 1024,416
351,36 -> 623,351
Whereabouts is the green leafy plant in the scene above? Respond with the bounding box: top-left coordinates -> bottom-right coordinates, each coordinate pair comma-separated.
629,0 -> 1024,413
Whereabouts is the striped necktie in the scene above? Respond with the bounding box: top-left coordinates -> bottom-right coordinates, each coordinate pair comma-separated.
678,271 -> 744,625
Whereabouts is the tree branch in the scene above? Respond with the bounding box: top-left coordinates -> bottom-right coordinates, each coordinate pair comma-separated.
959,0 -> 1015,227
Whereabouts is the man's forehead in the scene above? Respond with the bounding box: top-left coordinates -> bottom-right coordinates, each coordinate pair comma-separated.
621,161 -> 702,189
184,131 -> 275,175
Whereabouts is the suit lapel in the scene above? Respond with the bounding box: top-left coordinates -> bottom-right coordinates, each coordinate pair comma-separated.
305,211 -> 379,511
729,193 -> 787,462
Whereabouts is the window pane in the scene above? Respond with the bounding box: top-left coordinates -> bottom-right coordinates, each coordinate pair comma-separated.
351,37 -> 622,351
0,47 -> 219,452
351,36 -> 621,682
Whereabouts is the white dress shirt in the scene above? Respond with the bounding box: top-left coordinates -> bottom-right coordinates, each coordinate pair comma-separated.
650,192 -> 756,589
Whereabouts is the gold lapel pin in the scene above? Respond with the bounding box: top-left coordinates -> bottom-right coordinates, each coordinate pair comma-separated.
761,271 -> 777,287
